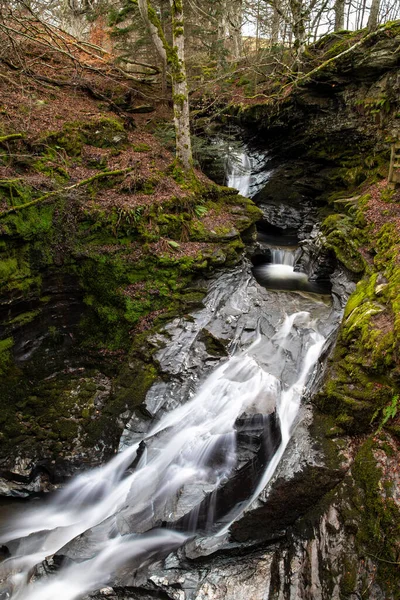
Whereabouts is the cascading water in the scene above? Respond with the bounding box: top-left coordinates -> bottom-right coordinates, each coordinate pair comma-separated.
226,151 -> 252,197
253,248 -> 309,291
0,149 -> 343,600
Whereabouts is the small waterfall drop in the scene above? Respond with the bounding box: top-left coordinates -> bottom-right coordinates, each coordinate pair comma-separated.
270,248 -> 295,266
253,246 -> 331,295
226,151 -> 252,197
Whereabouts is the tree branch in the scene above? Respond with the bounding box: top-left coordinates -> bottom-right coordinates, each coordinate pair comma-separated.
0,167 -> 135,216
288,27 -> 387,88
0,133 -> 24,144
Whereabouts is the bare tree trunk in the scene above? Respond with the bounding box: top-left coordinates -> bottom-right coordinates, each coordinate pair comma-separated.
346,0 -> 352,29
170,0 -> 192,170
313,11 -> 323,40
334,0 -> 345,29
216,0 -> 228,68
252,0 -> 260,93
138,0 -> 192,170
229,0 -> 243,59
290,0 -> 306,63
271,6 -> 280,44
359,0 -> 368,28
367,0 -> 380,29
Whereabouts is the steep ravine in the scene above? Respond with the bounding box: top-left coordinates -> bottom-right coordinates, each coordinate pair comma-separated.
0,23 -> 399,599
0,146 -> 364,600
222,32 -> 400,594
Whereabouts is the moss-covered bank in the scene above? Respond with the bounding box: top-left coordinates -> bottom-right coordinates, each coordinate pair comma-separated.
0,111 -> 261,474
316,183 -> 399,437
310,178 -> 400,597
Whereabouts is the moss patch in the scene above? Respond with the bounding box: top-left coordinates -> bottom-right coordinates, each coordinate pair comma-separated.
316,182 -> 400,437
351,439 -> 400,596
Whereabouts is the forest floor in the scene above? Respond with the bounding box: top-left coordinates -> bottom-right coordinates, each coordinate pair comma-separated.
0,28 -> 201,212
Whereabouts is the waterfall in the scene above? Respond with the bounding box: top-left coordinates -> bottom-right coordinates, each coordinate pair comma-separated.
0,149 -> 337,600
0,314 -> 325,600
269,249 -> 294,265
226,151 -> 252,197
252,246 -> 332,294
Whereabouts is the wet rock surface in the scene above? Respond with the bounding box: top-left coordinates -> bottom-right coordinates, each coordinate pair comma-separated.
46,248 -> 350,591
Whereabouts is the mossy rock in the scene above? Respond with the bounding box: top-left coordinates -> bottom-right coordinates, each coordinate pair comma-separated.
113,358 -> 158,410
198,328 -> 228,357
41,117 -> 128,157
0,369 -> 111,459
0,337 -> 14,376
83,118 -> 128,149
0,179 -> 33,208
350,438 -> 400,596
317,185 -> 399,437
321,213 -> 366,274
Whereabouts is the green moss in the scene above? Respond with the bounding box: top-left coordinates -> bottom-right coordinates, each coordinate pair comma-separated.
2,204 -> 55,239
132,143 -> 151,152
0,179 -> 33,207
84,344 -> 160,448
321,213 -> 366,273
6,310 -> 40,326
40,117 -> 128,158
113,359 -> 158,410
0,250 -> 41,294
0,367 -> 108,456
83,117 -> 128,149
0,337 -> 13,376
75,248 -> 206,349
180,289 -> 206,310
317,180 -> 400,439
340,557 -> 358,597
351,439 -> 400,596
41,127 -> 83,158
32,147 -> 70,180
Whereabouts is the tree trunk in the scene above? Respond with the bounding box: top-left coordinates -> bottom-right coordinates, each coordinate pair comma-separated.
170,0 -> 192,170
367,0 -> 380,30
271,6 -> 280,45
137,0 -> 192,170
290,0 -> 306,64
229,0 -> 243,59
358,0 -> 368,29
216,0 -> 228,68
334,0 -> 345,30
137,0 -> 168,101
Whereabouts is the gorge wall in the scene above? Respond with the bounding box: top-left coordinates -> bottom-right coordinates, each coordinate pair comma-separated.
0,20 -> 399,600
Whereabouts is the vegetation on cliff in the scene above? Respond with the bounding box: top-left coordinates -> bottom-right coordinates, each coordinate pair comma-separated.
0,26 -> 261,469
0,5 -> 399,597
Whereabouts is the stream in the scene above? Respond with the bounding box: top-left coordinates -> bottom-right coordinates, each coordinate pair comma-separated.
0,147 -> 348,600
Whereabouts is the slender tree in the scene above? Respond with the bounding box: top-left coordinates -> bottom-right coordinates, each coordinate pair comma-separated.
170,0 -> 192,170
228,0 -> 243,59
367,0 -> 380,30
334,0 -> 345,30
138,0 -> 192,170
137,0 -> 168,97
271,5 -> 281,44
262,0 -> 328,62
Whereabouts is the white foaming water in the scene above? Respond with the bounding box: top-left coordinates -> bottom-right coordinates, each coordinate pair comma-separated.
0,311 -> 325,600
270,249 -> 295,266
8,531 -> 187,600
0,311 -> 324,600
226,151 -> 252,197
0,153 -> 331,599
215,318 -> 324,536
252,247 -> 313,291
